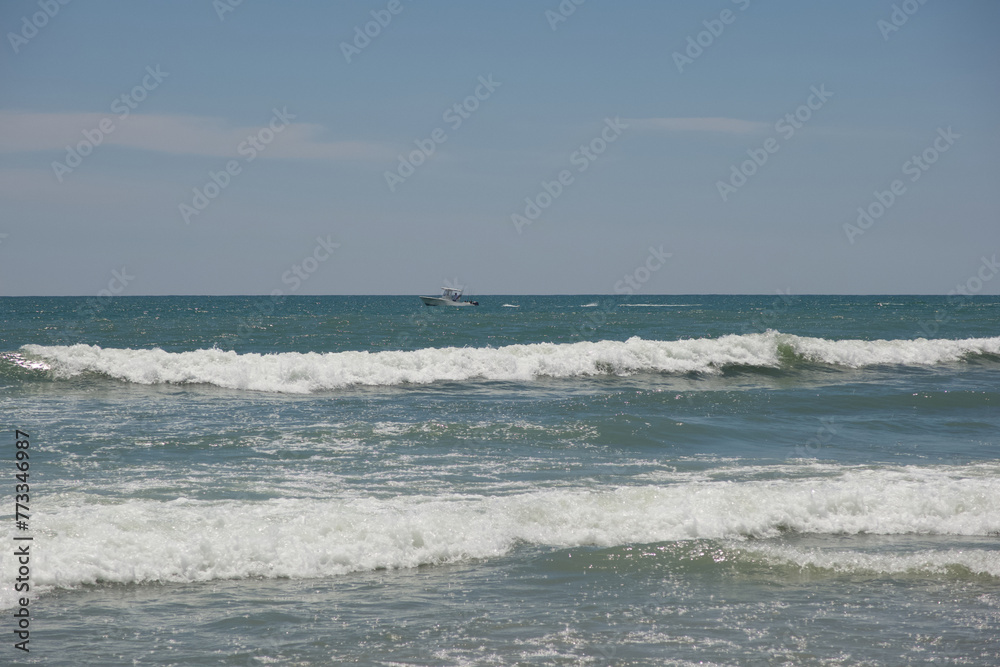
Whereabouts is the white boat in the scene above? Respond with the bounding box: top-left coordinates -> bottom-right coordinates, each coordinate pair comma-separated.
419,287 -> 479,307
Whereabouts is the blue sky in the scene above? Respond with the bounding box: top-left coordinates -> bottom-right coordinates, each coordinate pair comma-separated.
1,0 -> 997,296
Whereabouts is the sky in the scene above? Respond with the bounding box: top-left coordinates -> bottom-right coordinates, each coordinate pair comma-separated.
0,0 -> 998,296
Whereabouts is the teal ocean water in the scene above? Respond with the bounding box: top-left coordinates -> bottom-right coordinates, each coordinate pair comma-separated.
1,295 -> 998,665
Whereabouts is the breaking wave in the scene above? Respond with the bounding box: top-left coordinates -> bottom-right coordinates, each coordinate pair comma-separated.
2,465 -> 997,606
10,332 -> 1000,393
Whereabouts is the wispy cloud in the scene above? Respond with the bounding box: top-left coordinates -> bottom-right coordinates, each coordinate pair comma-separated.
0,111 -> 392,160
627,117 -> 769,134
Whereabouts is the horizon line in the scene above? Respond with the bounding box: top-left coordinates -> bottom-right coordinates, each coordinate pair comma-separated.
1,293 -> 995,298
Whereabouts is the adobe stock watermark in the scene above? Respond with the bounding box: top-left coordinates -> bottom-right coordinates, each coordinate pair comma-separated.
178,107 -> 295,225
739,289 -> 796,334
384,74 -> 501,192
235,235 -> 340,340
510,117 -> 628,234
790,417 -> 837,458
213,0 -> 245,22
51,65 -> 169,183
878,0 -> 931,41
716,84 -> 833,202
7,0 -> 72,54
545,0 -> 586,31
44,266 -> 136,345
918,254 -> 998,337
573,244 -> 671,338
843,126 -> 959,245
341,0 -> 410,64
673,0 -> 751,73
614,246 -> 672,295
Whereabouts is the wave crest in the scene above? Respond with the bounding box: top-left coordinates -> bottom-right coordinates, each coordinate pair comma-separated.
2,465 -> 997,605
15,332 -> 1000,393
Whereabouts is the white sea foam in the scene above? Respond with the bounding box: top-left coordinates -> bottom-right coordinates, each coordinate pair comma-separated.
18,332 -> 1000,393
1,466 -> 997,606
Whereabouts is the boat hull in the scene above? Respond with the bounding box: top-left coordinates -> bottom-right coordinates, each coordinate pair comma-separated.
420,296 -> 475,306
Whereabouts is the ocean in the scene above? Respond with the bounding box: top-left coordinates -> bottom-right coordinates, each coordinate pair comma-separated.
1,294 -> 998,666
